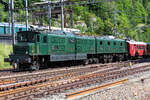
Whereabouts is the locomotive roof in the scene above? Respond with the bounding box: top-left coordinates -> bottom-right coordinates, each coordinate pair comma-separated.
127,40 -> 146,45
39,31 -> 95,38
96,37 -> 125,41
20,31 -> 125,41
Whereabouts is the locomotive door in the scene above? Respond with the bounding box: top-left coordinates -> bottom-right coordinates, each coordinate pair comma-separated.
131,44 -> 135,56
66,36 -> 76,60
40,35 -> 48,55
35,34 -> 48,55
35,34 -> 40,55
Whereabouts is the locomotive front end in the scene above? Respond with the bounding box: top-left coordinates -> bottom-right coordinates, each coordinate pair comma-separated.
4,31 -> 37,71
9,44 -> 31,64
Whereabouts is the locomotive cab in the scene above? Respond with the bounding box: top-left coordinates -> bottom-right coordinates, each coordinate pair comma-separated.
5,31 -> 41,71
14,31 -> 40,55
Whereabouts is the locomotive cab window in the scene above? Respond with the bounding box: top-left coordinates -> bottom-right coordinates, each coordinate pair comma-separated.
17,32 -> 35,42
37,35 -> 40,42
43,36 -> 47,43
114,42 -> 116,45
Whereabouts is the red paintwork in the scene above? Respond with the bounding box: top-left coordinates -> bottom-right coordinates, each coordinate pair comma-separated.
127,41 -> 147,57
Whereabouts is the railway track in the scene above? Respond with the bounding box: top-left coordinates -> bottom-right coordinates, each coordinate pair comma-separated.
0,64 -> 120,91
0,59 -> 142,77
0,61 -> 150,100
0,59 -> 138,87
66,79 -> 129,99
0,60 -> 128,77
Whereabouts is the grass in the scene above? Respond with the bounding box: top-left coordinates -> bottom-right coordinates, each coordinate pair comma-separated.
0,43 -> 12,69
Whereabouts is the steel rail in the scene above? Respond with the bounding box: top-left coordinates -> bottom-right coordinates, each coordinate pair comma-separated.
0,66 -> 120,91
0,64 -> 150,100
0,63 -> 121,85
66,79 -> 128,99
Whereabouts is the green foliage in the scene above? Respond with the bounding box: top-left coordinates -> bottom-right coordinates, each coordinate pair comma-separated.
0,4 -> 8,22
1,0 -> 150,42
71,0 -> 150,42
0,44 -> 12,69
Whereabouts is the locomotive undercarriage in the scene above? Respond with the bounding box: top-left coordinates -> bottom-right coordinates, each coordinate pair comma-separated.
5,54 -> 41,71
83,53 -> 127,65
6,53 -> 128,71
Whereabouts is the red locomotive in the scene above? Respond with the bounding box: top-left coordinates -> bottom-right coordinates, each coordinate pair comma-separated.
127,41 -> 147,58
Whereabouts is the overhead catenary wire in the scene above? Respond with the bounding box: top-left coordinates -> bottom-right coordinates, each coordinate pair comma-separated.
12,0 -> 121,10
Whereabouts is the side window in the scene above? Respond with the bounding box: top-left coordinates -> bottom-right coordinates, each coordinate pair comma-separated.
108,42 -> 110,45
114,42 -> 116,46
43,36 -> 47,43
100,41 -> 103,45
120,42 -> 123,46
37,35 -> 40,42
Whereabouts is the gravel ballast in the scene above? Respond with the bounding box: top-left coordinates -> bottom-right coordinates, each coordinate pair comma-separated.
35,62 -> 150,100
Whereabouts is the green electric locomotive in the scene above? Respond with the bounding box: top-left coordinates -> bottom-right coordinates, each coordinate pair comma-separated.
5,30 -> 127,71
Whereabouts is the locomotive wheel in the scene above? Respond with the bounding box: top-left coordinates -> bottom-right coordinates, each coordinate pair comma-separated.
95,58 -> 99,64
89,59 -> 93,64
115,55 -> 120,62
108,58 -> 112,63
103,58 -> 107,63
13,63 -> 24,72
117,57 -> 120,62
31,61 -> 40,71
101,55 -> 106,64
119,55 -> 123,61
83,59 -> 89,65
110,56 -> 113,62
106,55 -> 110,63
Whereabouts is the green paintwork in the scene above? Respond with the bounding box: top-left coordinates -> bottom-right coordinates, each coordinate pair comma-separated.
35,34 -> 48,55
76,36 -> 95,54
96,37 -> 127,54
13,31 -> 127,62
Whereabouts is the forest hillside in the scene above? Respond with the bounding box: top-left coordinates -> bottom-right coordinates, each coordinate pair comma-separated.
1,0 -> 150,41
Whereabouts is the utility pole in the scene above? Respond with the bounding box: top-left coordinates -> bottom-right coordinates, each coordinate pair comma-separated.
8,0 -> 11,34
91,16 -> 94,32
25,0 -> 28,31
113,12 -> 116,36
11,0 -> 15,45
48,1 -> 51,31
60,0 -> 64,31
70,10 -> 73,28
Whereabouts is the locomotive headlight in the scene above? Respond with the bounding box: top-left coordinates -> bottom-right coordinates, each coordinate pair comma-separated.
25,51 -> 28,54
28,58 -> 31,63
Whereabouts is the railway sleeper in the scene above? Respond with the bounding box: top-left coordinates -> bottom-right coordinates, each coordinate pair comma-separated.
1,64 -> 150,99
